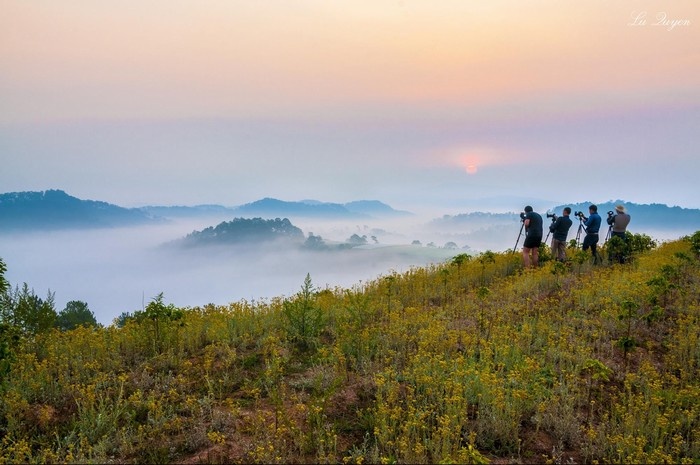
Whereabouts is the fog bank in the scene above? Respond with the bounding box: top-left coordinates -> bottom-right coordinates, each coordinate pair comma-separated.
1,218 -> 459,325
2,215 -> 693,326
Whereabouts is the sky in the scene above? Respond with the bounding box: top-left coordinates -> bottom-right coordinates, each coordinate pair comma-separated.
1,0 -> 699,213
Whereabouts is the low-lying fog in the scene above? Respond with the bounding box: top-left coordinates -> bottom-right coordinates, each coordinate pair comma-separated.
2,214 -> 693,326
0,215 -> 471,325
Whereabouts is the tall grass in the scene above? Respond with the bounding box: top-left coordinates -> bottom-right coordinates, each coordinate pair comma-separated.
0,235 -> 698,463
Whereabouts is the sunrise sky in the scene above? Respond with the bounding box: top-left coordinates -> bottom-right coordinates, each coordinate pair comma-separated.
1,1 -> 698,213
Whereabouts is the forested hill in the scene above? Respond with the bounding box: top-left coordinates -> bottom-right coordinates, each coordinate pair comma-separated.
0,190 -> 158,231
177,217 -> 305,247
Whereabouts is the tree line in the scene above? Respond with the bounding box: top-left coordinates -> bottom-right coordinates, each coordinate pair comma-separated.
0,257 -> 98,335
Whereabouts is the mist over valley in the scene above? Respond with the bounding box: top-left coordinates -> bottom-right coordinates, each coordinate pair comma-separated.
2,190 -> 698,325
1,212 -> 463,326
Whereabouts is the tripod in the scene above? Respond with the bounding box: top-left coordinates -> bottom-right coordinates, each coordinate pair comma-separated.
575,217 -> 587,248
604,224 -> 612,244
544,216 -> 556,244
513,220 -> 525,253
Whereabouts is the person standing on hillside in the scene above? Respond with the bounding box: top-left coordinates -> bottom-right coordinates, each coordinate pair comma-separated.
521,205 -> 543,269
582,204 -> 602,264
607,204 -> 631,240
607,204 -> 632,263
549,207 -> 573,262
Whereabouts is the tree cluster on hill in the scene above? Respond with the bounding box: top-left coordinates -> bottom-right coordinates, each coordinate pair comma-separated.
179,217 -> 304,247
302,232 -> 379,251
1,257 -> 99,380
0,262 -> 99,337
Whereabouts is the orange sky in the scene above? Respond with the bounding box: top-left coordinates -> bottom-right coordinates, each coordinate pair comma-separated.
1,1 -> 698,209
2,1 -> 697,123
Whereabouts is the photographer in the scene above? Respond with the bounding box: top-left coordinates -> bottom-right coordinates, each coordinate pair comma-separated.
580,204 -> 602,264
520,205 -> 543,269
548,207 -> 573,262
607,204 -> 631,263
607,204 -> 631,240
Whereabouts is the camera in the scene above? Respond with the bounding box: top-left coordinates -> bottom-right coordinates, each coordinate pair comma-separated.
607,211 -> 614,217
519,212 -> 526,221
546,213 -> 557,221
574,211 -> 586,220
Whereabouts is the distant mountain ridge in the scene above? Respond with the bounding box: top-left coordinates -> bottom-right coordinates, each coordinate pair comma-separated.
2,190 -> 697,235
0,190 -> 412,232
234,198 -> 356,218
232,198 -> 412,219
143,197 -> 412,219
0,190 -> 158,231
434,200 -> 700,233
549,200 -> 700,230
343,200 -> 412,217
139,204 -> 235,218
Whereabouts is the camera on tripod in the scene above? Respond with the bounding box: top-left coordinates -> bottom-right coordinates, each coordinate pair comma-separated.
546,212 -> 557,221
607,210 -> 614,217
519,212 -> 526,221
574,211 -> 586,220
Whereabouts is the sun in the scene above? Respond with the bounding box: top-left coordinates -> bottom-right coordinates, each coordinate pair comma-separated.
453,150 -> 482,175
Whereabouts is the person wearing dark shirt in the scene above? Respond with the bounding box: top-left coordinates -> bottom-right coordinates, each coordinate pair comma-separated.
521,205 -> 543,269
549,207 -> 573,262
582,204 -> 602,263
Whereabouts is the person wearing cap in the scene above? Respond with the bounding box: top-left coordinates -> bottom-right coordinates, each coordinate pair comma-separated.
521,205 -> 543,268
607,204 -> 631,240
607,204 -> 632,263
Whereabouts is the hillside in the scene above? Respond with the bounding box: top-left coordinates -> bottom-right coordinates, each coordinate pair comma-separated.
1,231 -> 698,463
0,190 -> 158,231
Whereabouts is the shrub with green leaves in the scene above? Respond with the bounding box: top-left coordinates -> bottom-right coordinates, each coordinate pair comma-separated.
283,274 -> 324,350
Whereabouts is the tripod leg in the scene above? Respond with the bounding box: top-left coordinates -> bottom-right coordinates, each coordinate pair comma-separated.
513,223 -> 524,253
575,224 -> 583,248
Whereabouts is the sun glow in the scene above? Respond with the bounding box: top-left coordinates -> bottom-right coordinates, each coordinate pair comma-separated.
457,153 -> 482,175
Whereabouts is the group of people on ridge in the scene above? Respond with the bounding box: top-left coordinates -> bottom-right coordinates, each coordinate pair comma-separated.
520,204 -> 631,269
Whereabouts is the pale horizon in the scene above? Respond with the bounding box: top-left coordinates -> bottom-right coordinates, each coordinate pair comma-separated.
2,1 -> 698,212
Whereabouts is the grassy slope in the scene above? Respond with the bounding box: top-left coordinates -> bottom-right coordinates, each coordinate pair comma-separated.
1,236 -> 698,464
